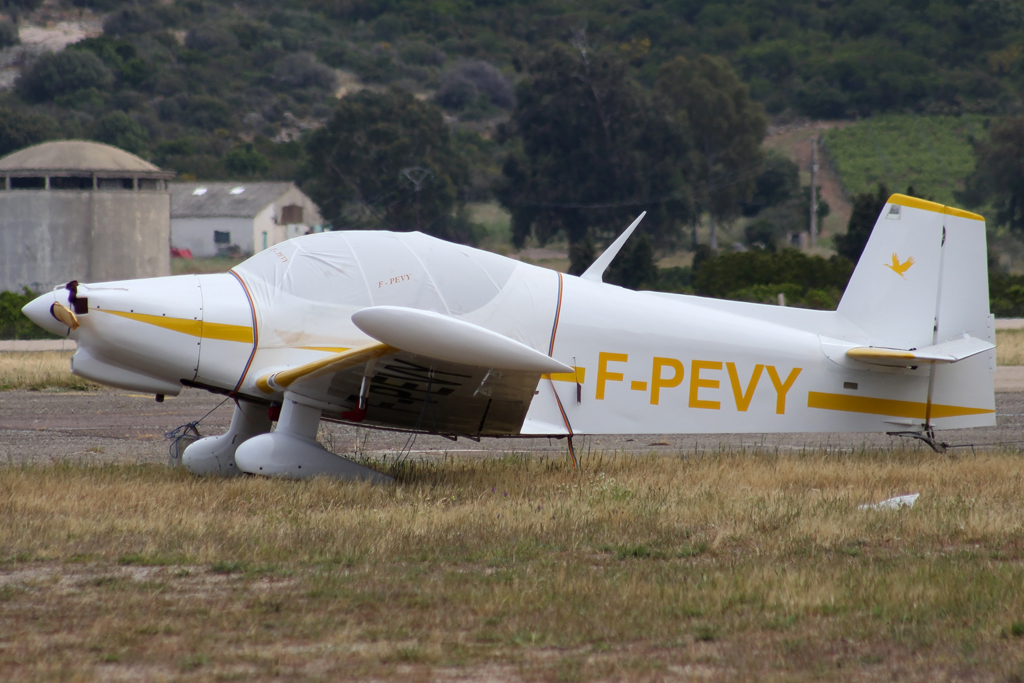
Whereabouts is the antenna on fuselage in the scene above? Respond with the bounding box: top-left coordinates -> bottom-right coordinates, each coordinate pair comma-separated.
579,212 -> 647,283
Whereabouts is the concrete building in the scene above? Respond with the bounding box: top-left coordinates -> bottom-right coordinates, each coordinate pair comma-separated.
0,140 -> 174,292
169,182 -> 323,258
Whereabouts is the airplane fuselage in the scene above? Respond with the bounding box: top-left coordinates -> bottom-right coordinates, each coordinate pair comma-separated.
23,229 -> 994,440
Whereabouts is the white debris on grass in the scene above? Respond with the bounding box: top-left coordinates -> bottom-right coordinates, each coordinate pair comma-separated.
859,493 -> 920,510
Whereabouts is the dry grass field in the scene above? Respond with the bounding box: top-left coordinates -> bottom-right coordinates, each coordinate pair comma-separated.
2,451 -> 1024,681
997,329 -> 1024,366
3,337 -> 1024,680
0,351 -> 100,391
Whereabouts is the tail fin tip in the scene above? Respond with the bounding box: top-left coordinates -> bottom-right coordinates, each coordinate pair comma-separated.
888,193 -> 984,222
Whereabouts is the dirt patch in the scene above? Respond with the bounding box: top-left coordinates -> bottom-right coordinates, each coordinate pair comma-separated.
0,14 -> 103,89
764,121 -> 856,251
2,388 -> 1023,468
18,19 -> 102,52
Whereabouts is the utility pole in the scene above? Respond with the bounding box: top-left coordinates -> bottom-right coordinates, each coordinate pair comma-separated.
401,167 -> 432,232
809,136 -> 818,249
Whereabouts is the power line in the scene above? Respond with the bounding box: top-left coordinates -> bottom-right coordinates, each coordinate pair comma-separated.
504,157 -> 767,210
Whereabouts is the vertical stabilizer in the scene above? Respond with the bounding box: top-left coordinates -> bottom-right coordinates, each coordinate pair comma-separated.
837,194 -> 994,428
838,195 -> 947,348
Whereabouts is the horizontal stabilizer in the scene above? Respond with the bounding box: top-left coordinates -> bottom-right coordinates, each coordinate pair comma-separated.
352,306 -> 572,374
846,335 -> 994,367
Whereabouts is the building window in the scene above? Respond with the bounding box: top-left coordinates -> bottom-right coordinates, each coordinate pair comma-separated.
138,179 -> 161,191
50,176 -> 93,190
281,205 -> 303,224
97,177 -> 133,190
10,177 -> 45,189
214,231 -> 231,244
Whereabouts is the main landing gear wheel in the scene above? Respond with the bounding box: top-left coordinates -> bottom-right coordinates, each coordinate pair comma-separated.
234,395 -> 393,482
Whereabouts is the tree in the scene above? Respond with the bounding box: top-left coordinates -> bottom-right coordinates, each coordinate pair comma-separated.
834,183 -> 889,264
271,53 -> 337,92
92,111 -> 147,156
496,41 -> 691,272
0,20 -> 18,48
741,150 -> 799,216
656,55 -> 766,249
0,288 -> 55,340
304,88 -> 472,242
692,249 -> 854,310
184,24 -> 239,54
741,183 -> 829,252
0,107 -> 59,157
17,50 -> 113,102
225,143 -> 270,176
434,60 -> 515,113
0,0 -> 42,16
102,7 -> 161,36
70,36 -> 149,88
605,232 -> 658,289
959,118 -> 1024,235
835,184 -> 926,264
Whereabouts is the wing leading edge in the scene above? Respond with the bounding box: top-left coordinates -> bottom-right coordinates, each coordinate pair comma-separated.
256,342 -> 397,394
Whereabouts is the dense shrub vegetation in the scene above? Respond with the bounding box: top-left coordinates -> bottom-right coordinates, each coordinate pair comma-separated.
989,271 -> 1024,317
0,0 -> 1020,185
0,289 -> 56,339
3,0 -> 1024,328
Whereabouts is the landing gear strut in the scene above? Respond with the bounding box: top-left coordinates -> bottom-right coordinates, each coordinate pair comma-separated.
887,427 -> 948,453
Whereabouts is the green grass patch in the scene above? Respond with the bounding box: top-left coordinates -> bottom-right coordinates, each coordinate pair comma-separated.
824,115 -> 988,207
469,201 -> 512,254
117,553 -> 185,567
171,256 -> 245,275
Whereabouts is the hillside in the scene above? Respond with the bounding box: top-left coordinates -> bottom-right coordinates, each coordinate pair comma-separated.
0,0 -> 1020,186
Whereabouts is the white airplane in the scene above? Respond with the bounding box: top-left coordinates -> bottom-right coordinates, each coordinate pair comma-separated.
22,194 -> 995,480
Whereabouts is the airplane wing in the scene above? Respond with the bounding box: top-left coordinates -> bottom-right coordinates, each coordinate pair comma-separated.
256,342 -> 398,394
252,306 -> 573,437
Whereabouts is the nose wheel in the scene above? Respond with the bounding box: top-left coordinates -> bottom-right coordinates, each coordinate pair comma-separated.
182,399 -> 271,476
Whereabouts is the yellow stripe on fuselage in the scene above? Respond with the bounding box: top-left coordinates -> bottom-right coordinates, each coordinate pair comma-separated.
202,321 -> 255,343
808,391 -> 993,419
98,309 -> 254,343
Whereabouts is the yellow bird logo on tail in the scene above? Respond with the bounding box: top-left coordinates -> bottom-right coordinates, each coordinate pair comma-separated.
884,253 -> 915,278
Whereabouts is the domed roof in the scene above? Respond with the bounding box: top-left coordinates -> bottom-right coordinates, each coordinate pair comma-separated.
0,140 -> 172,177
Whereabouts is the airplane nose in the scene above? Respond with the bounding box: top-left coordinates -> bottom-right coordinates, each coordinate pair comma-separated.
21,290 -> 72,337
